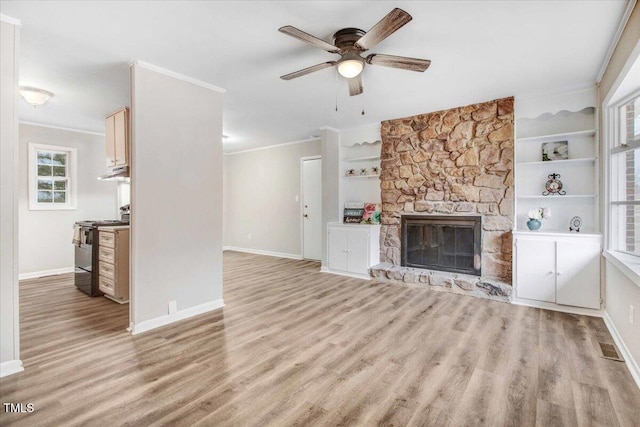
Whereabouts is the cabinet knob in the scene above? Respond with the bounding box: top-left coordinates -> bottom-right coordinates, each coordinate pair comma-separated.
303,214 -> 308,218
548,271 -> 554,275
556,271 -> 563,276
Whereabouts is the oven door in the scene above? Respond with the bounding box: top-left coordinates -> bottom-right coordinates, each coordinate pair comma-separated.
74,226 -> 95,295
74,227 -> 93,270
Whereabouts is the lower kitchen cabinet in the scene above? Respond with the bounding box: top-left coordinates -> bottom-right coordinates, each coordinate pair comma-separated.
98,227 -> 130,303
327,222 -> 380,279
514,232 -> 601,310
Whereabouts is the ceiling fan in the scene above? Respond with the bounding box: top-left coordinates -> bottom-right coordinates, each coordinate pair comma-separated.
279,8 -> 431,96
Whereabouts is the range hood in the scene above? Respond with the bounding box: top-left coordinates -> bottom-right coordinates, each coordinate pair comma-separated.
98,166 -> 129,181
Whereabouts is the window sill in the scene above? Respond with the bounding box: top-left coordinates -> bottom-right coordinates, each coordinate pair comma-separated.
603,250 -> 640,289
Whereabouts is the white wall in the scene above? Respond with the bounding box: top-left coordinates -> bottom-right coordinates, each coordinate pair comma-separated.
0,17 -> 22,377
18,124 -> 118,277
130,62 -> 224,333
223,140 -> 321,257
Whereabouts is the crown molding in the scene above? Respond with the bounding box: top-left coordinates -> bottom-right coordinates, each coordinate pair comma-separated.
20,121 -> 105,136
224,137 -> 319,155
131,60 -> 226,93
0,14 -> 22,26
597,0 -> 638,82
318,126 -> 341,132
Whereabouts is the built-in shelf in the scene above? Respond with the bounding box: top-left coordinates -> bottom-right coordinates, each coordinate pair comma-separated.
343,155 -> 381,162
517,194 -> 596,199
517,157 -> 596,166
516,129 -> 596,143
344,175 -> 380,180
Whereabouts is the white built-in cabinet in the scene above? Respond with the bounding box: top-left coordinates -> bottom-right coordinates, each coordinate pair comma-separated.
514,233 -> 601,309
513,88 -> 602,312
327,222 -> 380,279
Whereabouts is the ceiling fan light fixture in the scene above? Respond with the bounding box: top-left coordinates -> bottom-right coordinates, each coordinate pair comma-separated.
19,86 -> 54,107
337,56 -> 364,79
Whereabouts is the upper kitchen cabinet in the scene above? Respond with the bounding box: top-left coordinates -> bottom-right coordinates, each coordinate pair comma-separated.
105,107 -> 129,168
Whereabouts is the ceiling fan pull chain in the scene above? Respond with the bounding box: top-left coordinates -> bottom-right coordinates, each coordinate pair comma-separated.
335,69 -> 339,112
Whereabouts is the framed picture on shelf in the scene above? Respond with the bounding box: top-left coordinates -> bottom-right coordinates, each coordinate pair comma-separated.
541,140 -> 568,161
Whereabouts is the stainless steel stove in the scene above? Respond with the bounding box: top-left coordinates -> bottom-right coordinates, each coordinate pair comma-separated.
74,219 -> 129,296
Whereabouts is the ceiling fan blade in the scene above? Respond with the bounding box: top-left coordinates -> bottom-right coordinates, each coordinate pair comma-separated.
278,25 -> 340,53
355,8 -> 412,51
280,61 -> 336,80
366,54 -> 431,72
348,74 -> 363,96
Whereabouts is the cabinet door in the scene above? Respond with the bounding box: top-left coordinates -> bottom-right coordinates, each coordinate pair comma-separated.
347,229 -> 370,275
105,114 -> 116,167
556,239 -> 600,309
516,238 -> 556,303
328,228 -> 349,272
114,109 -> 128,167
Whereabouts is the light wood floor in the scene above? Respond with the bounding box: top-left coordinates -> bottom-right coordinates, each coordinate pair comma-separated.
1,251 -> 639,426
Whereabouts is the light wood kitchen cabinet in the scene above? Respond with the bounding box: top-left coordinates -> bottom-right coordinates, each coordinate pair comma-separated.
98,227 -> 129,303
327,222 -> 380,279
105,107 -> 129,168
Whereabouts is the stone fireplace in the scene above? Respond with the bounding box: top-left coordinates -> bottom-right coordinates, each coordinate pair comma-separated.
371,97 -> 514,301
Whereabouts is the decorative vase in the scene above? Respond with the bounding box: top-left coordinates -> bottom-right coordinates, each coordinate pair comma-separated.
527,219 -> 541,231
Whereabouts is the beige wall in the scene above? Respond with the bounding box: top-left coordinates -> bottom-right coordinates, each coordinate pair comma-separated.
0,18 -> 21,375
321,128 -> 340,266
600,3 -> 640,100
599,2 -> 640,378
130,63 -> 224,331
18,124 -> 118,276
224,140 -> 321,257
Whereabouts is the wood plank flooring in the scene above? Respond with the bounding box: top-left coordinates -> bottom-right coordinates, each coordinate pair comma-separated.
1,251 -> 639,426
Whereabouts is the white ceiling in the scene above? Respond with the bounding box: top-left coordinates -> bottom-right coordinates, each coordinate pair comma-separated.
0,1 -> 630,152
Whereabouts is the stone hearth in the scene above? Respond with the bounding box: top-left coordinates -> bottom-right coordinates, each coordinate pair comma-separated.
374,97 -> 514,301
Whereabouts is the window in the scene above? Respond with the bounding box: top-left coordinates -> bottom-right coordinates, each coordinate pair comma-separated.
28,143 -> 77,210
610,92 -> 640,255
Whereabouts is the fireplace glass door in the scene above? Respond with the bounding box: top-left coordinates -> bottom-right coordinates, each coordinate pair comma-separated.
401,216 -> 481,275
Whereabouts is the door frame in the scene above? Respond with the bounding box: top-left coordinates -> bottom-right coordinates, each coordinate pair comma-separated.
300,155 -> 322,260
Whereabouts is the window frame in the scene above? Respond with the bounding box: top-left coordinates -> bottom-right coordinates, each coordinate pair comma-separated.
607,89 -> 640,257
28,143 -> 77,211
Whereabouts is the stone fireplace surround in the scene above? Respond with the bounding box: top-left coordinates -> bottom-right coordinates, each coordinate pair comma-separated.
371,97 -> 514,302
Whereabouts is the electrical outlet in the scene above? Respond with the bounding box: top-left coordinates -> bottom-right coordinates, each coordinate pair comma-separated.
631,305 -> 634,325
247,233 -> 252,240
295,195 -> 299,202
168,300 -> 177,315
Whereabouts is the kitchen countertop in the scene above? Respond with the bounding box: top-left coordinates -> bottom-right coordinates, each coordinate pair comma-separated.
97,225 -> 130,231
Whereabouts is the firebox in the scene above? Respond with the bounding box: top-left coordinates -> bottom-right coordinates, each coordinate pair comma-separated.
401,215 -> 481,276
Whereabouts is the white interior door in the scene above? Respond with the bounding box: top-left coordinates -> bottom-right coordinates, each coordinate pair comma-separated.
302,158 -> 322,260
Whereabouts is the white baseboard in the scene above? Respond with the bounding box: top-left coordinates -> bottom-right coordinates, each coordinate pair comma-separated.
511,297 -> 603,317
321,268 -> 371,281
223,246 -> 303,260
130,298 -> 224,335
19,267 -> 74,280
603,311 -> 640,390
0,359 -> 24,378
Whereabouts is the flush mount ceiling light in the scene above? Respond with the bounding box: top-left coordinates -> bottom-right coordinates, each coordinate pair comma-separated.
19,86 -> 54,107
337,54 -> 364,79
